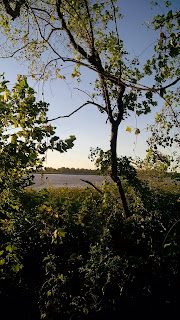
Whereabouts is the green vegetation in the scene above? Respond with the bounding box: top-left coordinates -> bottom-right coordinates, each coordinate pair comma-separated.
0,179 -> 179,319
0,73 -> 76,191
0,1 -> 179,318
0,0 -> 179,218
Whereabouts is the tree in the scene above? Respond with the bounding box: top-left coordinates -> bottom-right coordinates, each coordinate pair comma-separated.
0,73 -> 76,191
0,0 -> 179,218
0,73 -> 76,278
144,2 -> 180,170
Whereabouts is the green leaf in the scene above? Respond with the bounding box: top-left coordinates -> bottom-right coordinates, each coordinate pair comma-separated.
6,244 -> 12,253
12,263 -> 22,273
0,259 -> 5,265
165,1 -> 171,7
57,228 -> 66,238
167,10 -> 173,19
150,1 -> 158,5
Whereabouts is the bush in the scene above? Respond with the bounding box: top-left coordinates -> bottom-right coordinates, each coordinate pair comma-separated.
0,179 -> 179,319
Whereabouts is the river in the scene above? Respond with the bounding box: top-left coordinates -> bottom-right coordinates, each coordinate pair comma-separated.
31,174 -> 112,190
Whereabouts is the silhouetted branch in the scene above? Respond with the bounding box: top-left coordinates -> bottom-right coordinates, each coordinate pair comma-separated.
56,0 -> 89,60
161,77 -> 180,90
2,0 -> 25,19
80,179 -> 103,194
47,101 -> 106,122
162,219 -> 180,248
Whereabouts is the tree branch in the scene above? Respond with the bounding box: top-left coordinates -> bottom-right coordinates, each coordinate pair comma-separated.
45,27 -> 63,42
161,77 -> 180,91
80,179 -> 103,194
162,219 -> 180,248
40,57 -> 61,78
83,0 -> 95,54
0,40 -> 40,58
25,3 -> 67,63
47,101 -> 106,122
30,6 -> 52,19
73,87 -> 94,101
35,14 -> 58,29
2,0 -> 25,19
116,84 -> 126,124
99,75 -> 113,122
56,0 -> 89,60
157,93 -> 180,127
110,0 -> 120,47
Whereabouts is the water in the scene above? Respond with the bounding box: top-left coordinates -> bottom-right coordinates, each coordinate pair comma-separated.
31,174 -> 112,190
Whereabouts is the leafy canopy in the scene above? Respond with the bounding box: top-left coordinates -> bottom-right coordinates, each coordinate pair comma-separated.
0,73 -> 76,190
0,1 -> 179,166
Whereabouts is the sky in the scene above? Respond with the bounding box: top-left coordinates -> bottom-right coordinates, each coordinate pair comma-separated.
0,0 -> 179,169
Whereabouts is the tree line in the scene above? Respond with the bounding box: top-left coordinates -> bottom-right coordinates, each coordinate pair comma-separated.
38,167 -> 97,175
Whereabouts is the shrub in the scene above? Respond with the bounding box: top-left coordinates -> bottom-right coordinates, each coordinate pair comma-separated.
0,179 -> 179,319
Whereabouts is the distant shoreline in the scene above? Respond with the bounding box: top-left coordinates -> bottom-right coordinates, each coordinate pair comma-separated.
35,172 -> 97,175
36,167 -> 98,175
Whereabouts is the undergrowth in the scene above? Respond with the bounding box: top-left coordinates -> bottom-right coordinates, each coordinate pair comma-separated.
0,179 -> 179,319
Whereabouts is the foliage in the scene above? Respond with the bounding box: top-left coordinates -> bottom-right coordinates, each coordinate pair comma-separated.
0,0 -> 179,217
89,147 -> 137,178
0,74 -> 76,297
0,0 -> 160,116
0,74 -> 76,189
0,180 -> 179,318
0,2 -> 179,317
145,3 -> 180,166
0,76 -> 179,314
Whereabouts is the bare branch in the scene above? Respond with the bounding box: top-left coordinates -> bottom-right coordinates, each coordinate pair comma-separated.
35,14 -> 57,29
161,77 -> 180,91
47,100 -> 106,122
162,219 -> 180,248
40,57 -> 61,78
46,27 -> 63,42
73,87 -> 93,101
30,6 -> 52,19
119,76 -> 180,93
80,179 -> 103,194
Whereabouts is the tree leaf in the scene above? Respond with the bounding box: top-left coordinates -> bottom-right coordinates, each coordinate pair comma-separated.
0,259 -> 5,265
126,126 -> 132,132
135,128 -> 140,135
4,90 -> 8,102
6,244 -> 12,252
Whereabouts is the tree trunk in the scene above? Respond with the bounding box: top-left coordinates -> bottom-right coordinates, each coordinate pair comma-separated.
110,122 -> 130,219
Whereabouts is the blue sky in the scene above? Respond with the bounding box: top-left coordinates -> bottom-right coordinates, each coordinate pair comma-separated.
1,0 -> 179,169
